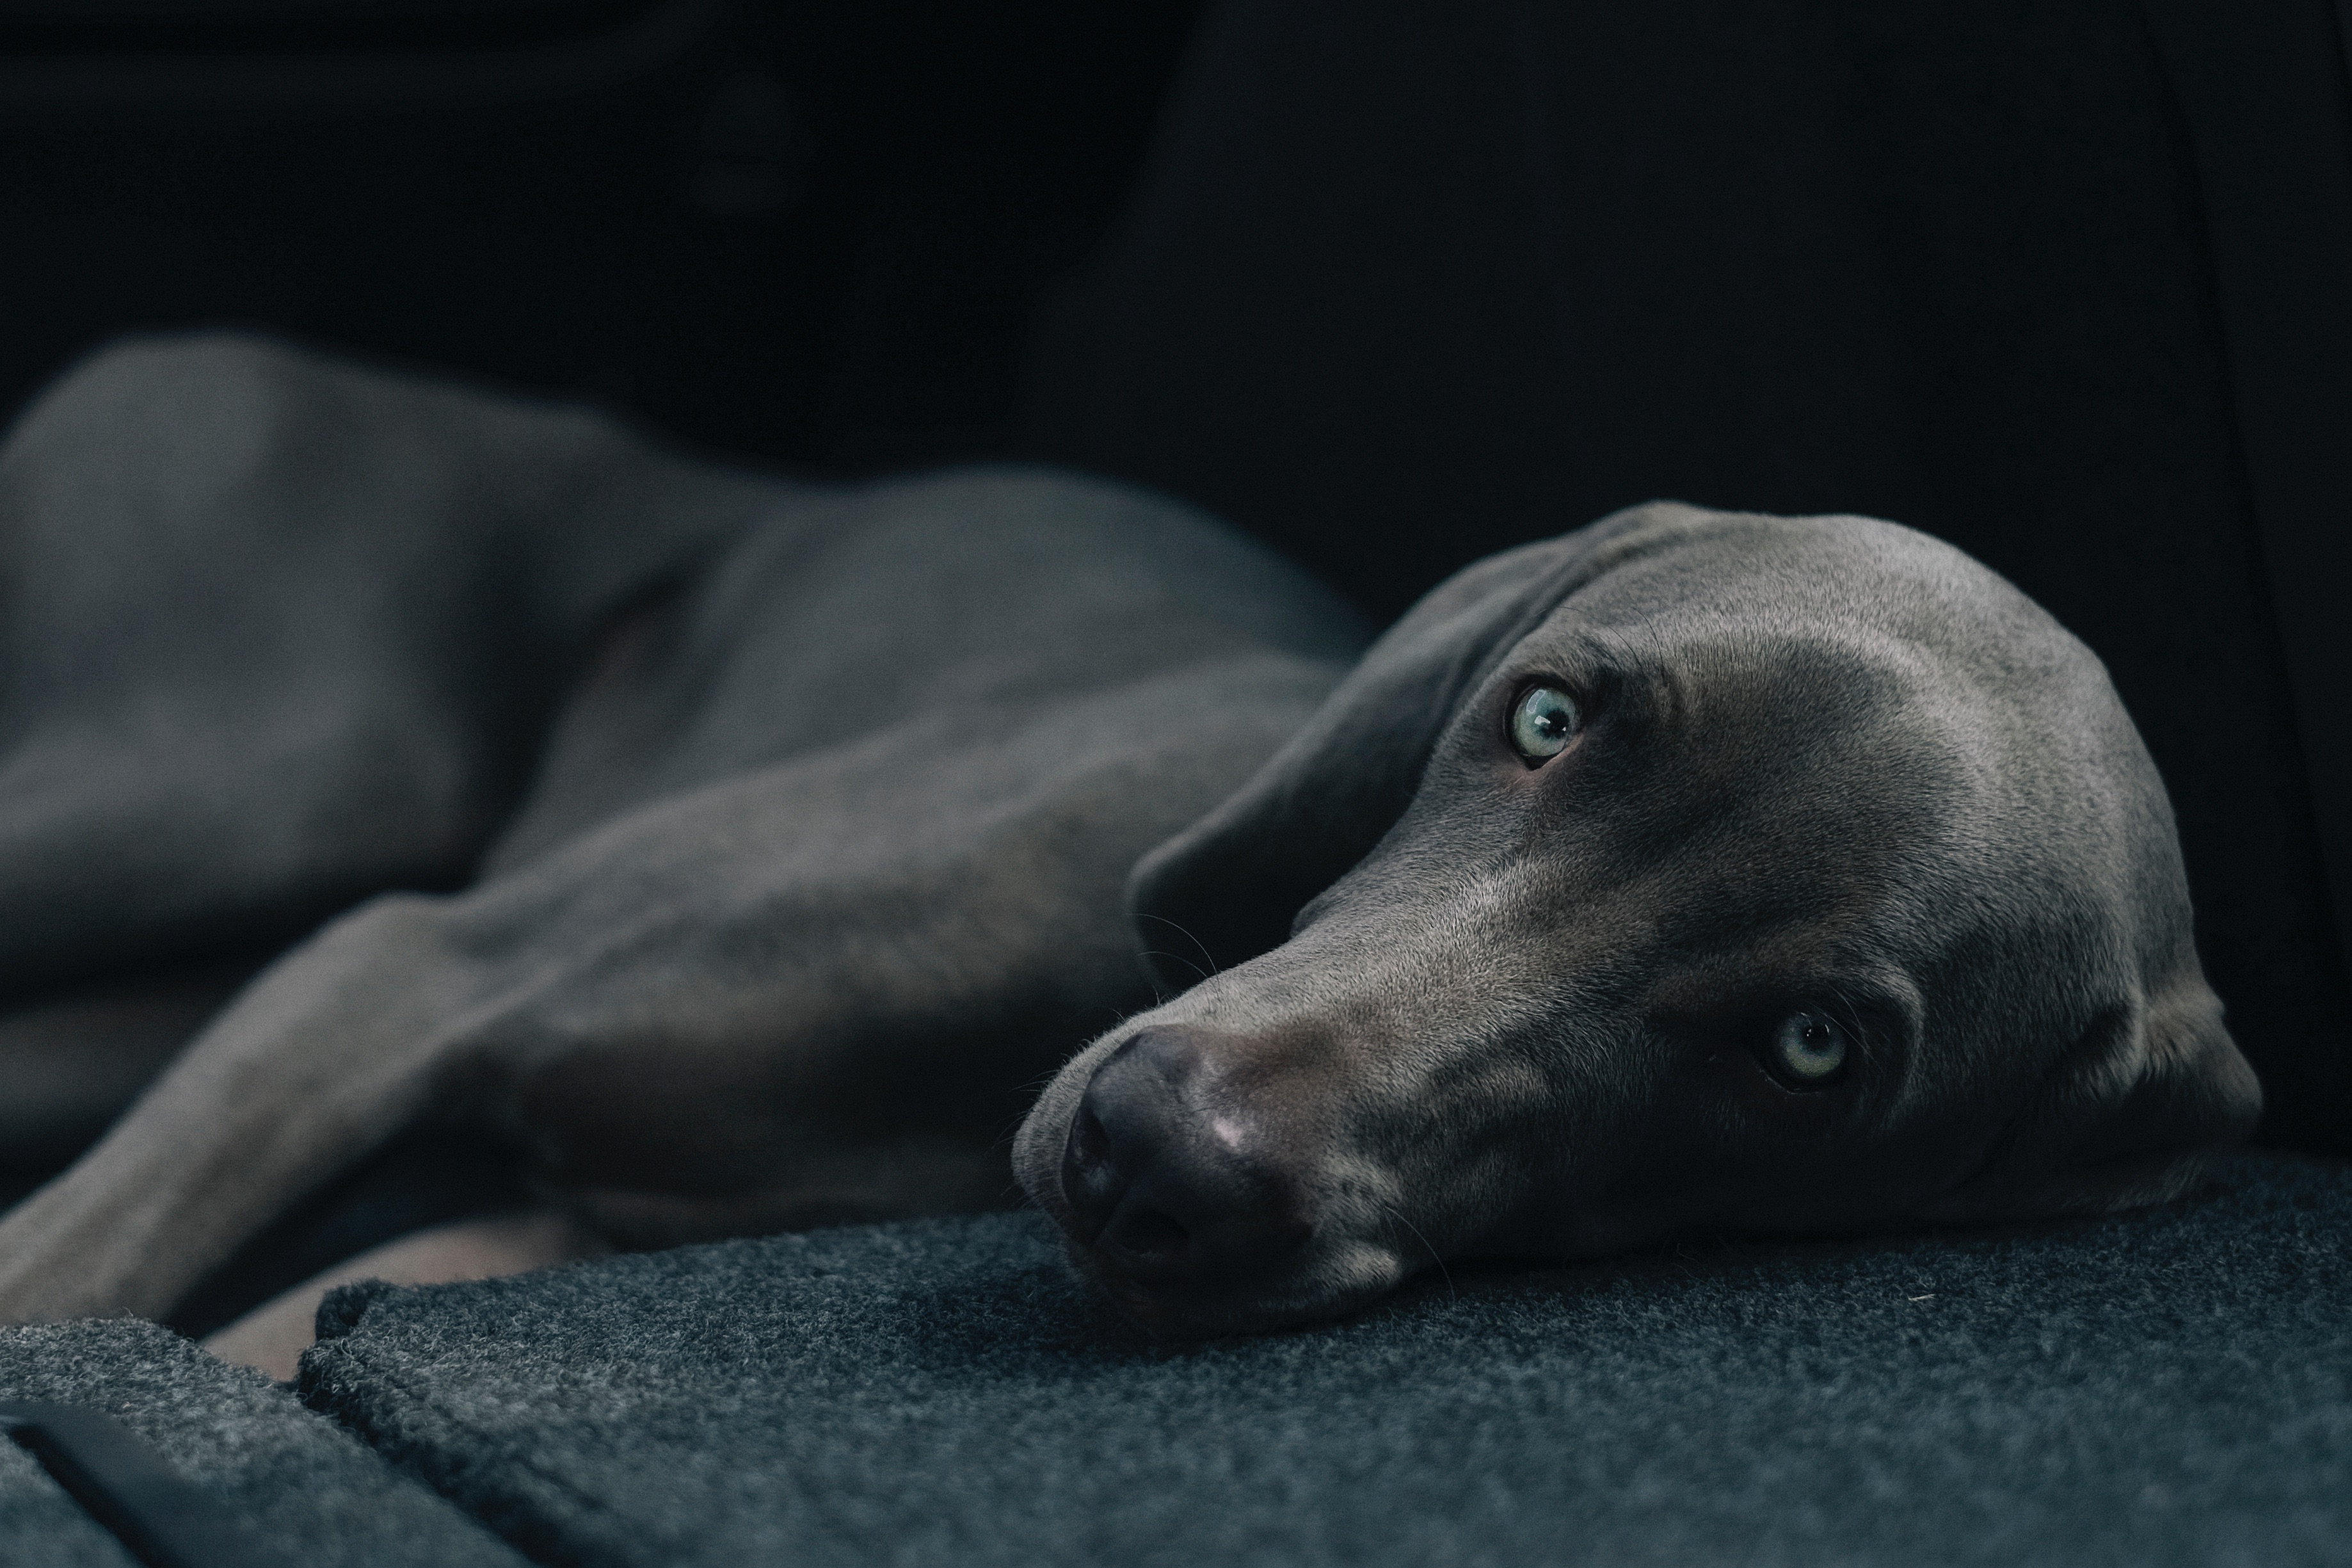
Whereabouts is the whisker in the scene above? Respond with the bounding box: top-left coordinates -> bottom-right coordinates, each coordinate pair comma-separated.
1134,913 -> 1220,979
1380,1200 -> 1455,1308
1137,948 -> 1212,987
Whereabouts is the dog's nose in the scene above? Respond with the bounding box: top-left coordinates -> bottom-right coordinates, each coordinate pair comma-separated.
1059,1027 -> 1312,1293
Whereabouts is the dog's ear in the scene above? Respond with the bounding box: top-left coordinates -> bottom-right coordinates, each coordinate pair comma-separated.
1925,964 -> 2262,1220
1128,501 -> 1712,989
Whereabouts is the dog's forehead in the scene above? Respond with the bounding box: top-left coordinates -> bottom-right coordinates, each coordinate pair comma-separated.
1438,511 -> 2177,957
1565,513 -> 2058,657
1509,513 -> 2115,742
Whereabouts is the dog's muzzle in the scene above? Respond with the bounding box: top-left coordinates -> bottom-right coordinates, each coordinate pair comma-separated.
1056,1027 -> 1327,1329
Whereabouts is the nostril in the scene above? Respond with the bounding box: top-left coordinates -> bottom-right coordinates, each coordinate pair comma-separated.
1061,1030 -> 1202,1242
1060,1101 -> 1126,1241
1070,1102 -> 1110,1168
1101,1204 -> 1190,1276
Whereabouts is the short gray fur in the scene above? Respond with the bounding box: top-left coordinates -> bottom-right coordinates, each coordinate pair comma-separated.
0,1318 -> 527,1568
0,333 -> 1365,1324
299,1151 -> 2352,1568
0,332 -> 2271,1354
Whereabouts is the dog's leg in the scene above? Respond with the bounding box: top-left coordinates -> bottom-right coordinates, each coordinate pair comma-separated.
0,458 -> 1354,1327
0,960 -> 262,1182
0,648 -> 1335,1325
0,896 -> 490,1323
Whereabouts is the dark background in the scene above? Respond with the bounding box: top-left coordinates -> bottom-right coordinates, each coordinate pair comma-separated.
2,0 -> 2347,1170
0,0 -> 1200,465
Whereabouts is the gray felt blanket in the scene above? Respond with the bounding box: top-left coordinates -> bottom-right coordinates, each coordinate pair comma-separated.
0,1318 -> 524,1567
292,1151 -> 2352,1568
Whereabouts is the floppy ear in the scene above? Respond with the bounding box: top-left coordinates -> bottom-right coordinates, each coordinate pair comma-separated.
1128,501 -> 1712,988
1925,965 -> 2262,1220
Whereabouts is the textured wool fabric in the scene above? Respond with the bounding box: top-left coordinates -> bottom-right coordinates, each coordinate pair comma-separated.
301,1152 -> 2352,1567
0,1318 -> 527,1568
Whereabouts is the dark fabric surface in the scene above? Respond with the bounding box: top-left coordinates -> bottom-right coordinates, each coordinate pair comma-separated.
0,1318 -> 527,1568
0,1425 -> 127,1567
301,1151 -> 2351,1567
1022,0 -> 2352,1155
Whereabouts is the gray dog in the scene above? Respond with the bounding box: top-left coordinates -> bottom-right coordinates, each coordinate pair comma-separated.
0,335 -> 2258,1339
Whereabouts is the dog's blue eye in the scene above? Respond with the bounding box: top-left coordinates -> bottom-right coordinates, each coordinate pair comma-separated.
1510,685 -> 1580,762
1772,1010 -> 1850,1084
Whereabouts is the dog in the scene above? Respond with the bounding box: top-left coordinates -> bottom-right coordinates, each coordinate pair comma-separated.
0,334 -> 2259,1341
1014,504 -> 2268,1333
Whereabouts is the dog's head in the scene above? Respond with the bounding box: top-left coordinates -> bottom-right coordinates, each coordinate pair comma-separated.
1014,503 -> 2260,1335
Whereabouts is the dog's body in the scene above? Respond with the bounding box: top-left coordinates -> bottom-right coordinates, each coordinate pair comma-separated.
0,336 -> 2258,1333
